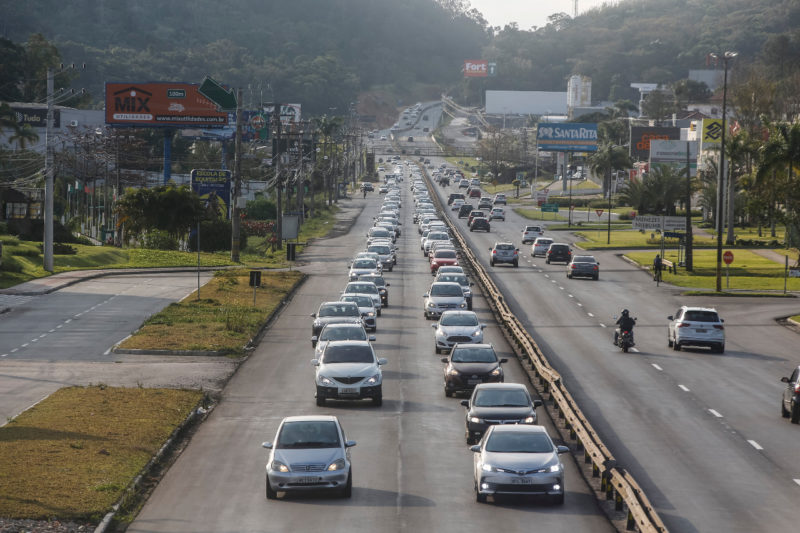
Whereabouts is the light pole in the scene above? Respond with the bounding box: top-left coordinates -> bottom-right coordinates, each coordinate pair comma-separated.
711,51 -> 737,292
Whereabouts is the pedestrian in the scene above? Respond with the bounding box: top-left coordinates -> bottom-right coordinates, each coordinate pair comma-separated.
653,253 -> 663,282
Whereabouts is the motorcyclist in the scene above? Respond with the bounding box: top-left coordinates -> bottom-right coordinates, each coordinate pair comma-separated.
362,185 -> 367,199
614,309 -> 636,346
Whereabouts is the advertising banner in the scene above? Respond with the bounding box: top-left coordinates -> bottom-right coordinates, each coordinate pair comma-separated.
537,123 -> 598,152
630,126 -> 680,160
463,60 -> 488,78
105,83 -> 228,127
191,169 -> 231,219
632,215 -> 687,231
701,118 -> 723,149
11,106 -> 60,128
649,140 -> 699,177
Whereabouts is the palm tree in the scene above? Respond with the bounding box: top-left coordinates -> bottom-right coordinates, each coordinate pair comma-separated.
723,130 -> 758,244
757,121 -> 800,251
0,102 -> 40,149
587,143 -> 631,198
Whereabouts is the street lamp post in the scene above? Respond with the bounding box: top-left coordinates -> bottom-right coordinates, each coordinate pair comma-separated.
711,51 -> 737,292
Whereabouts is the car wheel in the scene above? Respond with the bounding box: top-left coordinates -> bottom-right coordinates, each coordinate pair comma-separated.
445,388 -> 453,398
377,308 -> 381,317
513,261 -> 518,268
476,488 -> 487,503
781,400 -> 790,418
389,266 -> 393,272
551,493 -> 565,505
545,258 -> 550,264
467,299 -> 473,311
667,336 -> 673,348
373,394 -> 382,407
342,471 -> 353,498
490,260 -> 495,266
791,402 -> 800,424
266,477 -> 277,500
470,227 -> 474,232
672,338 -> 681,351
715,343 -> 725,354
593,275 -> 599,280
435,345 -> 441,354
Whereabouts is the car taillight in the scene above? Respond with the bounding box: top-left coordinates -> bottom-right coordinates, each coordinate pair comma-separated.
571,264 -> 576,269
795,383 -> 800,393
514,250 -> 518,255
713,325 -> 724,330
678,323 -> 691,328
492,250 -> 497,254
592,265 -> 598,270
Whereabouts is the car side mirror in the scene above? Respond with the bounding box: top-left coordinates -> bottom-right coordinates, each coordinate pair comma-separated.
461,400 -> 469,407
781,376 -> 790,383
377,358 -> 388,366
557,445 -> 569,455
440,357 -> 449,364
311,359 -> 320,366
667,315 -> 673,321
368,335 -> 376,342
431,323 -> 438,328
310,313 -> 317,318
262,442 -> 273,449
533,399 -> 543,408
469,445 -> 481,453
423,293 -> 429,298
500,358 -> 508,364
470,282 -> 475,286
311,336 -> 318,343
721,318 -> 724,322
345,440 -> 357,448
386,282 -> 390,286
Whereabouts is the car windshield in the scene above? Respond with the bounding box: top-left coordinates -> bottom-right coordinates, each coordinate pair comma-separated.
474,389 -> 530,407
536,239 -> 553,245
485,432 -> 553,453
322,344 -> 375,364
369,246 -> 391,255
318,303 -> 359,317
451,347 -> 496,363
429,233 -> 448,241
342,295 -> 373,308
353,259 -> 376,269
684,311 -> 720,322
573,256 -> 596,263
360,276 -> 385,288
430,284 -> 464,297
276,421 -> 341,449
371,229 -> 390,237
495,244 -> 515,251
435,250 -> 457,259
346,283 -> 378,294
440,313 -> 478,326
320,326 -> 367,342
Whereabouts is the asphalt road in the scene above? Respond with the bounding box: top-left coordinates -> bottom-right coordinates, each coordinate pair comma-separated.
425,158 -> 800,532
127,169 -> 614,532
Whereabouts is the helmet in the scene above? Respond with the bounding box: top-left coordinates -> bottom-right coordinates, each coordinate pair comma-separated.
621,309 -> 629,317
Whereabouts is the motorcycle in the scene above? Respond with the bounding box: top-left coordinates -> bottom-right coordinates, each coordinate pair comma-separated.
618,329 -> 634,352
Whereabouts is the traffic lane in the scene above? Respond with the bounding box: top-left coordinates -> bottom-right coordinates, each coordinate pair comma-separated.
0,273 -> 212,361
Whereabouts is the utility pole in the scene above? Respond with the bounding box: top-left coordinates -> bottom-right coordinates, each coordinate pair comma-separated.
231,88 -> 243,262
44,67 -> 54,272
272,106 -> 283,249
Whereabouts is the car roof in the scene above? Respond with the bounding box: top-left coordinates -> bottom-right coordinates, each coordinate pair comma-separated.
473,382 -> 528,391
679,305 -> 719,313
281,415 -> 339,423
440,310 -> 477,317
431,281 -> 462,288
487,424 -> 546,434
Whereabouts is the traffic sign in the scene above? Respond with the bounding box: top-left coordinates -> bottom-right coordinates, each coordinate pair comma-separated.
199,76 -> 237,111
541,203 -> 559,213
723,251 -> 734,265
663,231 -> 684,239
595,209 -> 604,217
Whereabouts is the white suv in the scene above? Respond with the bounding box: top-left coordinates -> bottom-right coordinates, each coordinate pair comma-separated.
667,306 -> 725,353
521,225 -> 545,244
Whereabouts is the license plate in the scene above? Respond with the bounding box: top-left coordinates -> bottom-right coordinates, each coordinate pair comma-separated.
340,387 -> 359,395
511,478 -> 533,485
298,477 -> 319,484
695,329 -> 707,333
467,379 -> 482,385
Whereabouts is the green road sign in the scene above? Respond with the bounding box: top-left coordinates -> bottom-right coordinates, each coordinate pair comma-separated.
199,77 -> 237,111
541,203 -> 559,212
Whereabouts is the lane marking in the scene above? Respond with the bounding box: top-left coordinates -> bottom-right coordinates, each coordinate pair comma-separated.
64,319 -> 72,324
39,334 -> 46,338
559,286 -> 564,290
544,274 -> 550,278
48,329 -> 56,333
600,324 -> 607,328
651,363 -> 663,371
30,339 -> 38,343
56,324 -> 63,329
794,479 -> 800,487
586,312 -> 593,317
1,354 -> 7,357
678,385 -> 690,392
568,294 -> 574,298
21,343 -> 29,348
630,347 -> 640,352
747,440 -> 763,451
577,302 -> 583,307
11,348 -> 18,353
551,280 -> 557,284
709,409 -> 723,418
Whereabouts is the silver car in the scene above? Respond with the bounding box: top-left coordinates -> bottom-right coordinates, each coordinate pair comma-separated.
423,282 -> 468,319
342,281 -> 382,315
667,306 -> 725,353
431,310 -> 486,353
312,323 -> 375,359
471,425 -> 568,504
348,258 -> 381,281
434,272 -> 473,309
340,294 -> 377,332
312,340 -> 387,406
262,415 -> 355,499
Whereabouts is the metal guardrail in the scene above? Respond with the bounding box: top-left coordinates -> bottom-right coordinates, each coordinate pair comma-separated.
422,172 -> 668,533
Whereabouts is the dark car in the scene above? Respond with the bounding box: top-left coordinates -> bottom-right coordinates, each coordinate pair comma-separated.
478,197 -> 493,210
467,210 -> 487,226
470,217 -> 490,233
310,301 -> 363,342
461,383 -> 543,444
358,274 -> 390,307
489,242 -> 519,267
566,255 -> 599,280
448,192 -> 466,205
458,203 -> 475,218
440,176 -> 450,186
407,136 -> 414,142
441,343 -> 507,397
546,243 -> 572,264
468,187 -> 482,198
781,365 -> 800,423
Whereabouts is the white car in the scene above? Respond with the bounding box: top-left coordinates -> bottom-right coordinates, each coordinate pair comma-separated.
522,225 -> 545,244
312,323 -> 375,359
312,340 -> 387,406
342,281 -> 383,315
531,237 -> 554,257
423,231 -> 450,256
340,294 -> 378,332
451,198 -> 466,211
431,310 -> 486,353
348,258 -> 381,281
423,282 -> 468,319
667,306 -> 725,353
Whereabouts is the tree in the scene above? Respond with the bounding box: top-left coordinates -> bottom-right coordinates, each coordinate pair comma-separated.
640,90 -> 677,123
757,120 -> 800,253
0,102 -> 40,149
587,143 -> 631,198
477,129 -> 517,184
673,79 -> 711,108
115,185 -> 204,245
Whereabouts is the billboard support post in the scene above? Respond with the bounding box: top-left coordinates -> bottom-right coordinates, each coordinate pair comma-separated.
44,67 -> 54,272
163,129 -> 172,184
231,88 -> 243,262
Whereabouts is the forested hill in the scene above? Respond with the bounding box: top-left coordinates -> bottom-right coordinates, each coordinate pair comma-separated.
1,0 -> 489,114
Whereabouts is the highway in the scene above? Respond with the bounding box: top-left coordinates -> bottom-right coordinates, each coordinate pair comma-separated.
127,163 -> 615,532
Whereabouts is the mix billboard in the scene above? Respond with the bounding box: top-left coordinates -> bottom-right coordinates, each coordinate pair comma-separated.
630,126 -> 680,160
536,123 -> 598,152
649,140 -> 699,177
191,169 -> 231,219
105,83 -> 228,127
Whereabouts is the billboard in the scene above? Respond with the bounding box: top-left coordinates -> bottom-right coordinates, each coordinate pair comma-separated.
701,118 -> 723,150
485,90 -> 568,115
105,83 -> 228,127
537,123 -> 598,152
649,140 -> 699,177
191,169 -> 231,219
630,126 -> 680,160
463,60 -> 488,77
11,106 -> 60,128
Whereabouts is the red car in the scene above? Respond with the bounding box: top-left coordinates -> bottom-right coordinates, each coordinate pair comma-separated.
468,187 -> 482,198
430,249 -> 459,274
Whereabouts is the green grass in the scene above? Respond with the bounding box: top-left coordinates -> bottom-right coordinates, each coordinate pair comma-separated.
0,386 -> 203,521
513,207 -> 569,222
626,249 -> 800,291
577,229 -> 716,249
790,315 -> 800,322
118,270 -> 303,355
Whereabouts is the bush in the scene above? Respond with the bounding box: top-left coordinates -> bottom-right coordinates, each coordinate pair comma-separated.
6,219 -> 76,243
245,197 -> 277,220
0,222 -> 6,234
142,230 -> 179,251
38,242 -> 77,255
187,219 -> 247,252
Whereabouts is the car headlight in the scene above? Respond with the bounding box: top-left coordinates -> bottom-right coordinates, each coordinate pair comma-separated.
459,302 -> 467,308
523,416 -> 536,424
328,459 -> 346,471
481,463 -> 496,472
471,330 -> 482,337
319,376 -> 333,386
366,373 -> 381,385
469,416 -> 481,423
313,321 -> 322,328
547,463 -> 562,473
271,460 -> 289,472
490,367 -> 502,376
367,312 -> 375,317
447,368 -> 460,376
427,302 -> 436,308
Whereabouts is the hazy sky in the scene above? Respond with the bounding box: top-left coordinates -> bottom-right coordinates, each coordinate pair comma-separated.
467,0 -> 615,31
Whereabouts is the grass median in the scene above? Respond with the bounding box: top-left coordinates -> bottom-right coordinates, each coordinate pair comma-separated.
0,386 -> 203,521
117,269 -> 304,355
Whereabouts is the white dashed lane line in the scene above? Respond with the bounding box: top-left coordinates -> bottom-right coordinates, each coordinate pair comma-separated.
600,324 -> 607,328
586,311 -> 592,316
651,363 -> 662,371
568,294 -> 574,298
748,440 -> 763,451
678,384 -> 690,392
794,479 -> 800,487
709,409 -> 723,418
